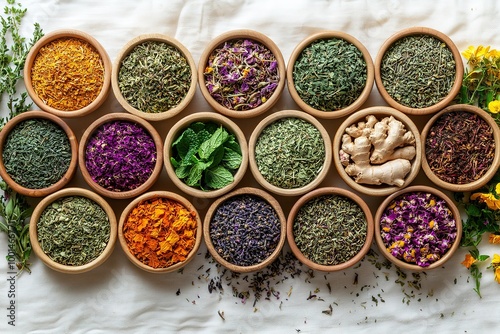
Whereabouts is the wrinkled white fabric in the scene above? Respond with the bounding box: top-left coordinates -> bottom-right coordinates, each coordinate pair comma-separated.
1,1 -> 500,333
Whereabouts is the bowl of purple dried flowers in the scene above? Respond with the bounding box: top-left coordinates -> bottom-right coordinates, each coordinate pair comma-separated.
204,187 -> 286,273
198,30 -> 286,118
79,113 -> 163,199
374,185 -> 462,271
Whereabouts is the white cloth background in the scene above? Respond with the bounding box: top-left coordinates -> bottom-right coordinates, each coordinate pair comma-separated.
1,0 -> 500,333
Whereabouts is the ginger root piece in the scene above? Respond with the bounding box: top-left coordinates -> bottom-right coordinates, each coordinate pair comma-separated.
340,115 -> 416,186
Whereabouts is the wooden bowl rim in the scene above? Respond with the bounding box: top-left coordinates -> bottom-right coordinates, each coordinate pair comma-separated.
203,187 -> 287,273
374,26 -> 464,115
117,191 -> 202,274
198,29 -> 286,119
0,110 -> 78,197
286,187 -> 374,272
373,185 -> 463,271
29,187 -> 117,274
332,106 -> 422,196
78,112 -> 163,199
111,33 -> 197,122
421,104 -> 500,192
23,29 -> 111,118
287,30 -> 374,119
248,109 -> 332,197
163,111 -> 249,199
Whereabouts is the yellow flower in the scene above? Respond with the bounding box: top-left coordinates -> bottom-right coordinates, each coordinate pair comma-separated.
496,183 -> 500,194
462,45 -> 490,61
488,100 -> 500,114
491,253 -> 500,266
495,267 -> 500,284
461,253 -> 476,269
470,192 -> 500,210
489,234 -> 500,244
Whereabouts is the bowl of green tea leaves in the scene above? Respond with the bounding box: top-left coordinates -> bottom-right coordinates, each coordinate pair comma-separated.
287,31 -> 374,119
112,34 -> 197,122
0,111 -> 78,197
164,112 -> 248,198
29,187 -> 117,274
374,27 -> 463,115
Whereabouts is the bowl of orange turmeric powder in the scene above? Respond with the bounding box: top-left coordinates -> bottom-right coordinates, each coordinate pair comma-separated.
118,191 -> 202,273
24,29 -> 111,118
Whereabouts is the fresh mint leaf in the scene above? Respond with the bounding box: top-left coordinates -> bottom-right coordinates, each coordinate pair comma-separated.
198,126 -> 228,160
175,164 -> 191,179
189,121 -> 206,133
222,147 -> 242,170
210,145 -> 225,167
204,165 -> 234,189
172,127 -> 198,160
186,163 -> 204,187
196,129 -> 211,144
224,135 -> 242,154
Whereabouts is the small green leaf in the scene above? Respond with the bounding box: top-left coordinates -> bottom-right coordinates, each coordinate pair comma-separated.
222,147 -> 242,170
198,127 -> 228,160
189,122 -> 206,133
186,164 -> 204,187
224,135 -> 241,154
175,164 -> 191,179
204,166 -> 234,189
172,128 -> 198,160
209,145 -> 225,167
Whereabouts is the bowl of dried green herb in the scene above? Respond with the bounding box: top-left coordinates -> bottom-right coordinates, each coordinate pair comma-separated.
79,112 -> 163,200
287,31 -> 374,119
118,191 -> 202,274
333,106 -> 422,197
249,109 -> 332,196
198,29 -> 286,118
24,29 -> 111,118
112,33 -> 197,122
164,111 -> 248,198
287,187 -> 374,272
204,187 -> 287,273
374,27 -> 463,115
421,104 -> 500,192
374,185 -> 462,271
0,111 -> 78,197
29,187 -> 117,274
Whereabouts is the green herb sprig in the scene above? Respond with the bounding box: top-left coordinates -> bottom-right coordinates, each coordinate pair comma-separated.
170,122 -> 242,190
0,0 -> 44,275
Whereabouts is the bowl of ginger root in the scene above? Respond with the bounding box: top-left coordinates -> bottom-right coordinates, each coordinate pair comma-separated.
333,106 -> 421,196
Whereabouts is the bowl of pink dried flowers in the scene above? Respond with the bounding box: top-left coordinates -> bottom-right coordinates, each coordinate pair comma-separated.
374,185 -> 462,271
79,113 -> 163,200
198,30 -> 286,118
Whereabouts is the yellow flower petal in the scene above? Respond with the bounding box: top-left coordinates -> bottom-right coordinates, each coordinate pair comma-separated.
461,253 -> 476,269
488,100 -> 500,114
491,253 -> 500,265
495,267 -> 500,284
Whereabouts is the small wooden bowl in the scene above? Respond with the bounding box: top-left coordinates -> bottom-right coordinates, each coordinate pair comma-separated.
287,31 -> 374,119
29,187 -> 117,274
164,111 -> 248,199
24,29 -> 111,118
374,27 -> 463,115
112,34 -> 197,122
333,106 -> 421,197
118,191 -> 202,274
249,110 -> 332,197
374,185 -> 462,271
198,30 -> 286,118
0,111 -> 78,197
79,113 -> 163,199
287,187 -> 374,272
204,187 -> 287,273
421,104 -> 500,192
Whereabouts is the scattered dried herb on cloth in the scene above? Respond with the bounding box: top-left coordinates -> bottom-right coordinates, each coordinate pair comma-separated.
31,37 -> 104,111
85,120 -> 157,192
379,191 -> 457,267
209,194 -> 281,267
37,196 -> 110,266
123,197 -> 198,269
204,38 -> 279,111
118,41 -> 192,113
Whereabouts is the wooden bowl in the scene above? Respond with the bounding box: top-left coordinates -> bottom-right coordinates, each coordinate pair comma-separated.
0,111 -> 78,197
24,29 -> 111,118
204,187 -> 287,273
287,187 -> 374,272
249,110 -> 332,197
374,27 -> 463,115
164,111 -> 248,199
374,185 -> 462,271
79,113 -> 163,199
198,29 -> 286,118
333,106 -> 421,197
112,34 -> 197,122
421,104 -> 500,192
287,31 -> 374,119
118,191 -> 202,274
29,187 -> 117,274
